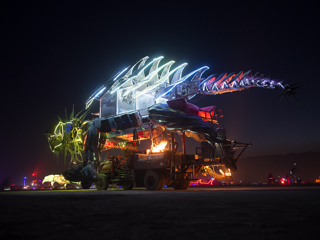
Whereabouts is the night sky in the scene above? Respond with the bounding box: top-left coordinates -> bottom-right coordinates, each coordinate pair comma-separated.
1,1 -> 319,185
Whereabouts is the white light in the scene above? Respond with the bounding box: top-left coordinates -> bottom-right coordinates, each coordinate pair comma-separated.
277,82 -> 284,89
155,66 -> 209,100
133,61 -> 177,98
110,56 -> 164,94
123,60 -> 172,97
93,87 -> 106,99
113,67 -> 128,81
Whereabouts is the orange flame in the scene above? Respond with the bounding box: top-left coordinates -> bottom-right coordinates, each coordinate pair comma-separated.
152,141 -> 167,152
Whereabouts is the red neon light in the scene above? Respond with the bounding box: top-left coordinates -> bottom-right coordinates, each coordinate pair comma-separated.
190,179 -> 215,186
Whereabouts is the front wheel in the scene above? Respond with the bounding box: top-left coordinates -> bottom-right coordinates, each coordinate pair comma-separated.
144,171 -> 162,191
96,174 -> 109,190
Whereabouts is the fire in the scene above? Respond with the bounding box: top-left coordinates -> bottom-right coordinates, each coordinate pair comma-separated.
152,141 -> 167,152
225,168 -> 232,177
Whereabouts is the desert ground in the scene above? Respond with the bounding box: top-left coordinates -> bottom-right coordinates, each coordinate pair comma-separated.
1,186 -> 319,240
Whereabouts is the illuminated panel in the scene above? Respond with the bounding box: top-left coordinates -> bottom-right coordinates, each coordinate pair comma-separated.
117,88 -> 136,115
136,92 -> 155,116
100,91 -> 117,118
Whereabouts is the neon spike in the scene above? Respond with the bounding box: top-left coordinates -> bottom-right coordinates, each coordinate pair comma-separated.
134,62 -> 184,98
123,60 -> 174,97
85,85 -> 107,109
155,66 -> 209,100
119,57 -> 149,82
136,56 -> 164,77
277,82 -> 284,89
93,87 -> 106,99
113,67 -> 128,81
85,98 -> 94,109
175,66 -> 209,85
110,76 -> 135,94
158,62 -> 188,84
110,56 -> 163,94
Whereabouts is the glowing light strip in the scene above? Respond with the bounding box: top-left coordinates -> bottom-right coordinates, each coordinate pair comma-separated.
110,56 -> 163,94
155,66 -> 209,100
85,84 -> 108,109
85,98 -> 94,109
277,82 -> 284,89
113,67 -> 128,81
93,87 -> 106,99
137,56 -> 164,77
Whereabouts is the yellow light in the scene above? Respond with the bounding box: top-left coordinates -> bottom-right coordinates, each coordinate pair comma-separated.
152,141 -> 167,152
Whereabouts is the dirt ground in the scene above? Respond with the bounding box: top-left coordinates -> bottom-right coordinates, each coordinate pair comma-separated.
0,186 -> 319,240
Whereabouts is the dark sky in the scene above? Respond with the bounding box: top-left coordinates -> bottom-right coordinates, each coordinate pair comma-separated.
1,1 -> 319,185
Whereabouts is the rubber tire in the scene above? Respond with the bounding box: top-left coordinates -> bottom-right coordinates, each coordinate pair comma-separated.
81,179 -> 93,189
122,181 -> 134,190
144,171 -> 162,191
96,174 -> 109,190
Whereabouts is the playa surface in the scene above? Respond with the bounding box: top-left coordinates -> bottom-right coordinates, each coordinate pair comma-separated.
1,186 -> 319,240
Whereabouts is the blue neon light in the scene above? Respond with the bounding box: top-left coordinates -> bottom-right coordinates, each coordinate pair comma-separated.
65,124 -> 72,133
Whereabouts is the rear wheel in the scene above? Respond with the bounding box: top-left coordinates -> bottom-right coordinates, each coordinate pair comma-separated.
144,171 -> 162,191
96,174 -> 109,190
